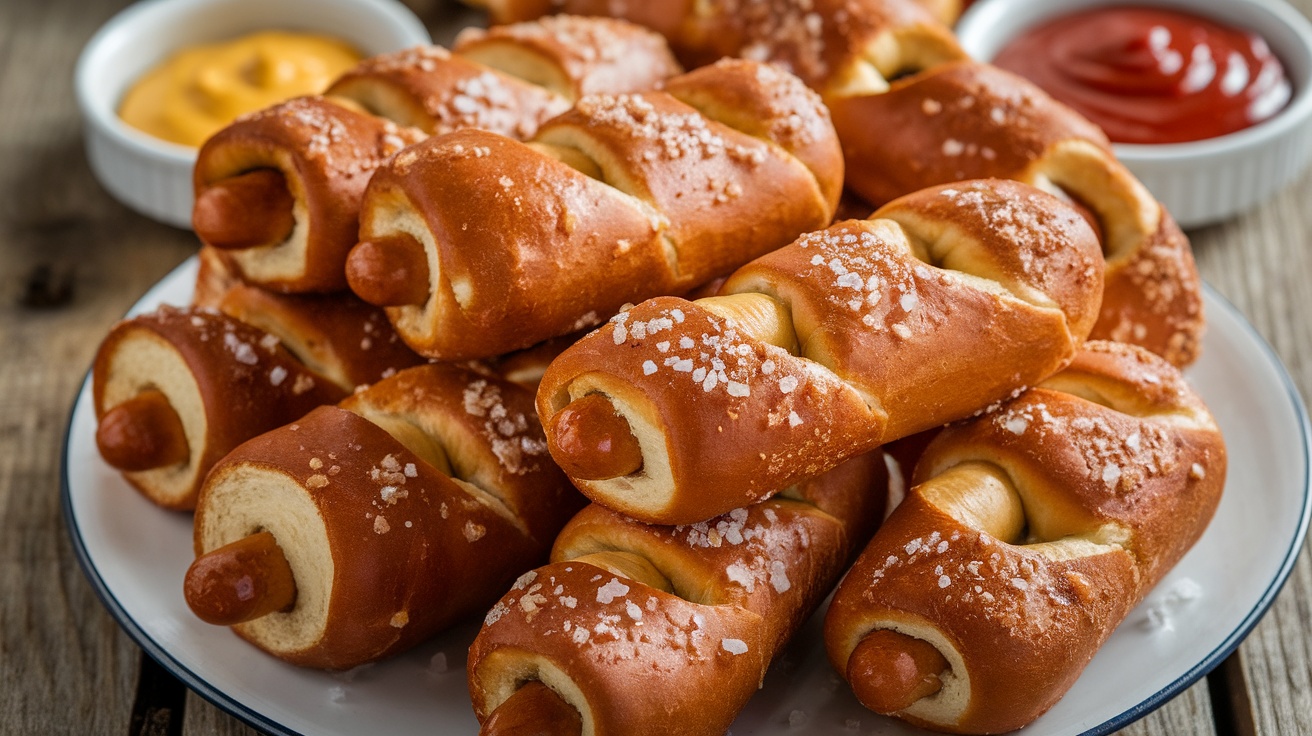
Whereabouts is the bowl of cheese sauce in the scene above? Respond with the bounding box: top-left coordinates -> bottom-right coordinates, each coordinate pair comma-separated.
76,0 -> 430,228
117,30 -> 363,148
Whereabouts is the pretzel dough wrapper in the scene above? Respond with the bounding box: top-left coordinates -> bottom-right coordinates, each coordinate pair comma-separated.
193,248 -> 425,392
327,46 -> 569,137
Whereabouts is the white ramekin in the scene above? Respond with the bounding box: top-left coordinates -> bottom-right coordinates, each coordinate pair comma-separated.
956,0 -> 1312,228
75,0 -> 432,229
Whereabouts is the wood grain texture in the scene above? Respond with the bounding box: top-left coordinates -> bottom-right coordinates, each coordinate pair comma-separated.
0,0 -> 1307,734
0,0 -> 195,732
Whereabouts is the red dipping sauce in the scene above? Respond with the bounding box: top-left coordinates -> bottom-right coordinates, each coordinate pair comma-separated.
993,6 -> 1292,144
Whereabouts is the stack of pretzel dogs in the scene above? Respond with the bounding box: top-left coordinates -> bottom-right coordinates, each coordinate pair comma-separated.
446,1 -> 1221,734
93,16 -> 693,512
92,15 -> 860,675
82,2 -> 1231,732
459,0 -> 1204,369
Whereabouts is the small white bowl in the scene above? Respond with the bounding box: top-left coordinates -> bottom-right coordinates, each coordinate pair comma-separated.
75,0 -> 432,229
957,0 -> 1312,228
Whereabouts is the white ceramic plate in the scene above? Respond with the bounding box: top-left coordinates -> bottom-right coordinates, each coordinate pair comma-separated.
63,257 -> 1311,735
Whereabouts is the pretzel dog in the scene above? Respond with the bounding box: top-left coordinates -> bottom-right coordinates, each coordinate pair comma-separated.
192,17 -> 681,294
824,341 -> 1225,733
92,306 -> 346,510
537,179 -> 1103,525
453,0 -> 1204,367
183,363 -> 584,669
827,60 -> 1204,366
467,449 -> 889,736
345,58 -> 843,360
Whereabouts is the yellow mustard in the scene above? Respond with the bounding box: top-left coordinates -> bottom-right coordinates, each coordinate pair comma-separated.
118,31 -> 362,147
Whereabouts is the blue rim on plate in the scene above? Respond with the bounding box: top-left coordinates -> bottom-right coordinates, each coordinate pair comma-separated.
60,268 -> 1312,736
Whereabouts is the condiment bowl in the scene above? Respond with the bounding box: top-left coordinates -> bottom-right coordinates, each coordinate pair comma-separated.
957,0 -> 1312,228
75,0 -> 431,229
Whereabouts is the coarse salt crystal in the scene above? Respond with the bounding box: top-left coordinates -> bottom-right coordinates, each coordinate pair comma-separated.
721,638 -> 749,655
769,561 -> 791,593
1102,465 -> 1122,486
596,578 -> 630,604
1003,416 -> 1029,435
464,521 -> 486,542
726,562 -> 755,592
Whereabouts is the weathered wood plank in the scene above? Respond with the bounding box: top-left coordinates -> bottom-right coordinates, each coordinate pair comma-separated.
0,0 -> 195,733
1187,49 -> 1312,729
183,692 -> 264,736
1117,680 -> 1217,736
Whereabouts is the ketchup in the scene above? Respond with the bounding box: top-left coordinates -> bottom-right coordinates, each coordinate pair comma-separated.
993,6 -> 1291,144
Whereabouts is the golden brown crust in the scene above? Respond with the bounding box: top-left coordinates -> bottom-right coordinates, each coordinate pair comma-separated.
829,62 -> 1111,207
1093,208 -> 1204,368
476,0 -> 963,92
340,364 -> 584,545
92,306 -> 346,509
538,180 -> 1102,524
824,341 -> 1226,733
193,97 -> 423,293
212,281 -> 425,392
362,128 -> 672,360
327,45 -> 568,137
192,364 -> 584,669
453,15 -> 682,101
357,59 -> 842,360
467,450 -> 888,735
479,0 -> 697,45
466,1 -> 1204,366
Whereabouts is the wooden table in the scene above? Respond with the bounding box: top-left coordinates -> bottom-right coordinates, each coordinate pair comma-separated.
2,0 -> 1309,733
